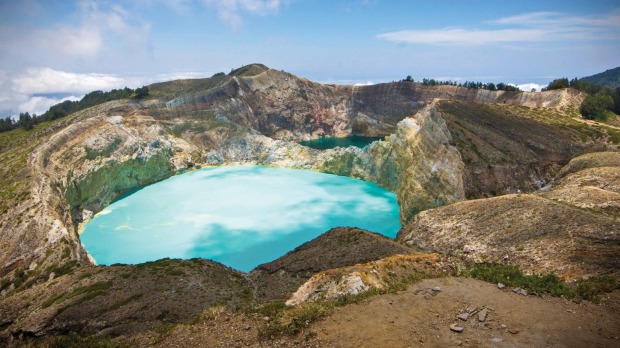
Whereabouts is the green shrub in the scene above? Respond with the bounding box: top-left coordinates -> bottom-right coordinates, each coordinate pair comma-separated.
573,276 -> 620,302
580,92 -> 614,121
466,263 -> 619,302
467,263 -> 571,297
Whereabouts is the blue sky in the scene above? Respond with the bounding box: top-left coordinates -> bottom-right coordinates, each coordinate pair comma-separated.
0,0 -> 619,116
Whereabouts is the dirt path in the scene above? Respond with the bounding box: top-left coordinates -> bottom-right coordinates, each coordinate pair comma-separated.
135,277 -> 619,348
313,277 -> 620,348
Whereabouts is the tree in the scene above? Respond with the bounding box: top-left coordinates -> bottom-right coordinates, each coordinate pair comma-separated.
503,84 -> 520,92
404,75 -> 413,82
487,82 -> 496,91
580,92 -> 614,120
135,86 -> 149,98
615,87 -> 620,114
0,117 -> 14,132
18,112 -> 33,130
544,78 -> 569,90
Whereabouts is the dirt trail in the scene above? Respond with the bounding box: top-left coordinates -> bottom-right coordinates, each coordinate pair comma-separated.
135,277 -> 619,348
313,277 -> 619,347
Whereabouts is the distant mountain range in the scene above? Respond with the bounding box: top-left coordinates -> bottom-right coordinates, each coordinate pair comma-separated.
581,66 -> 620,88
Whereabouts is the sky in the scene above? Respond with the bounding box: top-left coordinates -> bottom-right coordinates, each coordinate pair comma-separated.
0,0 -> 619,117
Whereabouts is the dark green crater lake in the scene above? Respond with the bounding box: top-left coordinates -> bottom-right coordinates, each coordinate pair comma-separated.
299,136 -> 383,150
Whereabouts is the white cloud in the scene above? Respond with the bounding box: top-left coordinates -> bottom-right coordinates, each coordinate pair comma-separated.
377,11 -> 620,45
354,81 -> 374,86
38,26 -> 103,57
0,67 -> 213,117
12,68 -> 126,95
18,95 -> 81,116
377,28 -> 545,45
517,83 -> 543,92
202,0 -> 282,30
491,11 -> 561,26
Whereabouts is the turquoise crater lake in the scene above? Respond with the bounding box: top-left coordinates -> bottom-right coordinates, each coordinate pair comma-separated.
80,165 -> 400,272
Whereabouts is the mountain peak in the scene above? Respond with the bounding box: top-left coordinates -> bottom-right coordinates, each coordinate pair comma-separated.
228,63 -> 269,77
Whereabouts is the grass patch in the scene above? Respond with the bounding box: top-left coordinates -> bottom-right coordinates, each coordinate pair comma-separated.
99,293 -> 143,314
0,121 -> 52,152
0,278 -> 10,291
43,281 -> 113,308
195,304 -> 227,322
46,260 -> 79,278
46,332 -> 118,348
332,287 -> 386,307
257,303 -> 328,340
465,263 -> 620,302
572,275 -> 620,301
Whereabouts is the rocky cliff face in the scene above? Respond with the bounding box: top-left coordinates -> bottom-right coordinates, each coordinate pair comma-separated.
285,253 -> 447,306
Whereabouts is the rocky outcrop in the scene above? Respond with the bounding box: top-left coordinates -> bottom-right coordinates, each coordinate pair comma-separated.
249,227 -> 416,302
350,83 -> 585,126
285,253 -> 447,305
539,152 -> 620,214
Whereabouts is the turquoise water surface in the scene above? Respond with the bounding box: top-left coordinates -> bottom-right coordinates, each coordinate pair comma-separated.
80,165 -> 400,272
299,136 -> 383,150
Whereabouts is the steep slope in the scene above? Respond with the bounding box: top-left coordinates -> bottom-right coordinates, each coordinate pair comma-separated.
438,101 -> 605,198
398,151 -> 620,280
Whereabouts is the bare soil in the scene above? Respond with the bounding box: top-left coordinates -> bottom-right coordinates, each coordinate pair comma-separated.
125,277 -> 620,348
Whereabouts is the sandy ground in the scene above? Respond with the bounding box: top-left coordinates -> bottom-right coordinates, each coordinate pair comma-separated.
133,277 -> 619,348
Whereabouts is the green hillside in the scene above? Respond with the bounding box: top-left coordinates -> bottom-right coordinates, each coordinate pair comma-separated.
581,66 -> 620,88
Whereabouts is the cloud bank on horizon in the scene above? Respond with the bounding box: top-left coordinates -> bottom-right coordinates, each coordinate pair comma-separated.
377,11 -> 620,44
0,0 -> 618,117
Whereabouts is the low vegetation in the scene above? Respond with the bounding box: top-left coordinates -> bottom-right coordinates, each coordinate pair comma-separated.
465,263 -> 620,302
42,281 -> 113,308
